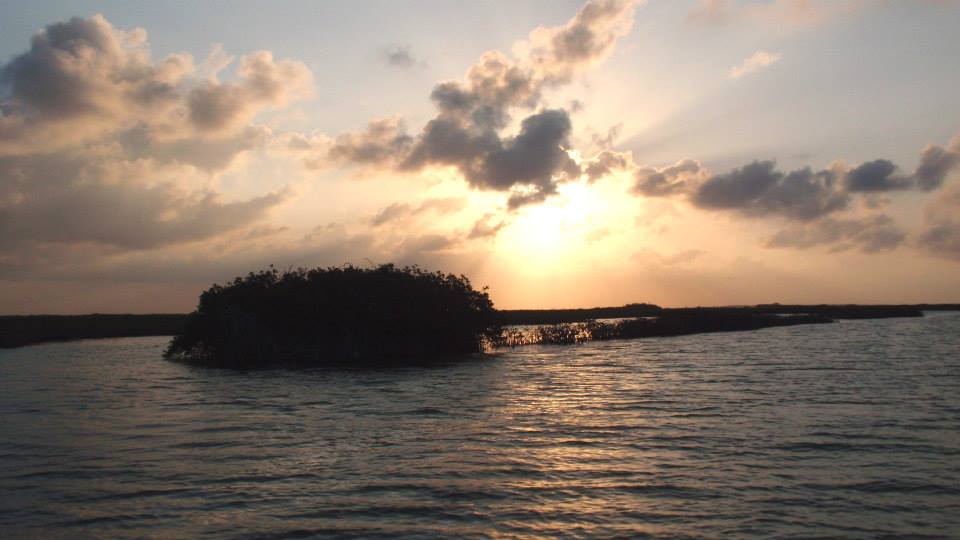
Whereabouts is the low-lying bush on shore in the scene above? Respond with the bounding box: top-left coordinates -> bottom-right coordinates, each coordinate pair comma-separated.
495,311 -> 834,347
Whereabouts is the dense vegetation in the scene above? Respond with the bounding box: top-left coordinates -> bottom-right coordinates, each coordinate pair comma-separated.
163,265 -> 500,367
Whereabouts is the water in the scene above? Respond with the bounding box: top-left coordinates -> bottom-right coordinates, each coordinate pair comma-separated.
1,314 -> 959,539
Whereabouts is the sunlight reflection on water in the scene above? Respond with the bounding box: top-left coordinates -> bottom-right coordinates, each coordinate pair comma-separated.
1,313 -> 959,538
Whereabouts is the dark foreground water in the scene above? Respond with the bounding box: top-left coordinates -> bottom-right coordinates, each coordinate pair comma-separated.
2,314 -> 959,539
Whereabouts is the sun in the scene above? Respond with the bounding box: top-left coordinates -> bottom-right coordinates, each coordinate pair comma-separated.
496,181 -> 602,270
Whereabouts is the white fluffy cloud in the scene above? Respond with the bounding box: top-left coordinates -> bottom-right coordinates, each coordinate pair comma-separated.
0,14 -> 313,272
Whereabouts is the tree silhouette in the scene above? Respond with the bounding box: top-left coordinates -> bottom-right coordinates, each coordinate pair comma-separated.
164,264 -> 500,367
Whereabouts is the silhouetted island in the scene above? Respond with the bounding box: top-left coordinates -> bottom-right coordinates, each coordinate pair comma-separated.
163,264 -> 500,367
2,264 -> 958,354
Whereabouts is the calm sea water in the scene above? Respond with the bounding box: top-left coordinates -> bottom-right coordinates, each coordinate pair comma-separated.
2,314 -> 959,539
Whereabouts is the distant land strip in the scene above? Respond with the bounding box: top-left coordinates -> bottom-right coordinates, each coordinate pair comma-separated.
1,305 -> 958,349
0,314 -> 188,349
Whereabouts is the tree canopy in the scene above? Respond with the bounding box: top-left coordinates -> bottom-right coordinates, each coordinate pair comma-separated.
164,264 -> 500,367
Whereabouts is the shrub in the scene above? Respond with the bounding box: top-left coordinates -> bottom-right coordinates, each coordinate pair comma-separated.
164,264 -> 500,367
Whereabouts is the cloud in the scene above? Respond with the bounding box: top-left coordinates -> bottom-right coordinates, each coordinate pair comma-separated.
728,50 -> 781,79
0,152 -> 288,250
914,136 -> 960,191
119,124 -> 271,172
506,182 -> 560,210
382,46 -> 421,68
328,117 -> 413,166
518,0 -> 639,83
0,15 -> 311,155
0,210 -> 495,288
398,108 -> 581,207
766,214 -> 906,253
575,127 -> 960,256
370,203 -> 412,227
0,15 -> 180,154
0,14 -> 312,272
919,223 -> 960,260
918,183 -> 960,260
634,158 -> 705,196
618,131 -> 960,222
370,197 -> 466,227
686,134 -> 960,212
300,0 -> 638,208
692,160 -> 849,221
844,159 -> 912,192
186,51 -> 312,132
592,130 -> 960,256
584,149 -> 632,182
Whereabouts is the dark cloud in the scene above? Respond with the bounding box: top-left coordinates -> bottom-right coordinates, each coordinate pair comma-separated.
692,161 -> 848,221
329,117 -> 413,166
308,1 -> 637,207
482,109 -> 579,190
634,159 -> 702,196
626,133 -> 960,217
584,150 -> 631,182
382,46 -> 420,68
918,183 -> 960,260
0,15 -> 191,124
661,135 -> 960,221
403,108 -> 579,201
694,161 -> 779,208
914,137 -> 960,191
507,183 -> 558,210
613,133 -> 960,255
919,224 -> 960,260
766,215 -> 905,253
844,159 -> 912,192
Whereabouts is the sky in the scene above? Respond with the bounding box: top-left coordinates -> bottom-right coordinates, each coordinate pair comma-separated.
1,0 -> 959,314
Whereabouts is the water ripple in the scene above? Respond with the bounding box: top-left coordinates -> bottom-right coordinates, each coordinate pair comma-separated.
1,313 -> 959,539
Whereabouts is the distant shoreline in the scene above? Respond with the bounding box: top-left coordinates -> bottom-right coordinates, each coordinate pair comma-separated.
3,304 -> 958,349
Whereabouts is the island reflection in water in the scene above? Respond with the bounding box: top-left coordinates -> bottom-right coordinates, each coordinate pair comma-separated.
1,313 -> 959,538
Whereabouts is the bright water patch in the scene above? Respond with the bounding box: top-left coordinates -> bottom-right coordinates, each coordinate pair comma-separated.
1,314 -> 959,538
